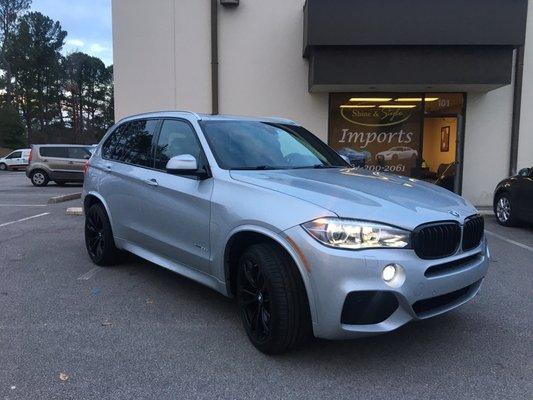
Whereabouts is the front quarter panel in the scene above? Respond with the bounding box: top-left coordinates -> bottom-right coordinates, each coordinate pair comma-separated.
209,171 -> 336,286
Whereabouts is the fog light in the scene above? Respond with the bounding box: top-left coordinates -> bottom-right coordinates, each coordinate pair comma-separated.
382,264 -> 397,282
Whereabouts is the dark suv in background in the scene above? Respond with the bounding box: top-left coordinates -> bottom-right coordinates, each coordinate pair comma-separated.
26,144 -> 93,186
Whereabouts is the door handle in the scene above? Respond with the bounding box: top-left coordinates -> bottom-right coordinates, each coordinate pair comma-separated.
68,161 -> 74,164
144,178 -> 158,186
104,164 -> 112,170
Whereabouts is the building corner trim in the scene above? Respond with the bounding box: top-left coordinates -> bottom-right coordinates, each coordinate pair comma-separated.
510,46 -> 525,176
211,0 -> 219,115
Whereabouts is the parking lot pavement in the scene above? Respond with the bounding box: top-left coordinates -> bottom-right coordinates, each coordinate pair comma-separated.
0,172 -> 532,400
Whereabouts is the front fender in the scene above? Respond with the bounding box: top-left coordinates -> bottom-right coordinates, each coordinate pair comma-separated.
216,224 -> 319,325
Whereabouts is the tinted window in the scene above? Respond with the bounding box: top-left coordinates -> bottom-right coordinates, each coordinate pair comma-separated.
154,120 -> 203,170
40,147 -> 68,158
102,124 -> 128,160
102,120 -> 158,167
68,147 -> 91,160
200,121 -> 345,170
7,151 -> 22,159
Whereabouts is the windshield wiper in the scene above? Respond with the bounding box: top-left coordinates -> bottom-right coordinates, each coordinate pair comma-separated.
231,165 -> 278,170
292,164 -> 338,169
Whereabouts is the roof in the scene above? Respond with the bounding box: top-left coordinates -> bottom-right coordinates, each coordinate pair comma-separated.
117,110 -> 296,125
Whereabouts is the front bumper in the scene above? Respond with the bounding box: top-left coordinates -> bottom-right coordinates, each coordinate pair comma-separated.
284,226 -> 489,340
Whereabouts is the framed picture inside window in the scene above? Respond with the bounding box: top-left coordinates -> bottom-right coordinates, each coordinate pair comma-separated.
441,126 -> 450,152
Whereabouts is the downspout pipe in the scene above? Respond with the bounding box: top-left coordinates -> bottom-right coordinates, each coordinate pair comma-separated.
211,0 -> 219,115
510,45 -> 524,176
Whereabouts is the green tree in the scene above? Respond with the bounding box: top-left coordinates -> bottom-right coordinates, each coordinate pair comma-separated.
5,11 -> 66,142
0,103 -> 25,148
63,52 -> 113,139
0,0 -> 31,104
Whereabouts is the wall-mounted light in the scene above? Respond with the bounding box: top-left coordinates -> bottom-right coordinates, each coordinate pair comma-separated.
220,0 -> 239,7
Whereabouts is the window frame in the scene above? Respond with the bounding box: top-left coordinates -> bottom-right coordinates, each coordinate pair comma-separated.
152,118 -> 211,179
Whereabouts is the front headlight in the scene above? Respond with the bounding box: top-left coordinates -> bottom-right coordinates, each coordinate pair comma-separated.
302,218 -> 410,250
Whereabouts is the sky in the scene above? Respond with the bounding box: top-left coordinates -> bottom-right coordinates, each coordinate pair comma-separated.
31,0 -> 113,66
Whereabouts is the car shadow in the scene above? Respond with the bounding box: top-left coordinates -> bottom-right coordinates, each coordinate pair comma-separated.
111,252 -> 498,364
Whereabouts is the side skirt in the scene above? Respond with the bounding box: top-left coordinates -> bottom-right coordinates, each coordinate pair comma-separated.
115,237 -> 228,296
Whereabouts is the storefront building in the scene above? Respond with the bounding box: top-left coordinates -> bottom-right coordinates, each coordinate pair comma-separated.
112,0 -> 532,206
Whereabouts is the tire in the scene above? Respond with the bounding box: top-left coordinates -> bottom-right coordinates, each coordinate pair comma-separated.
236,243 -> 311,354
494,193 -> 517,227
30,170 -> 49,186
85,203 -> 121,266
0,163 -> 7,171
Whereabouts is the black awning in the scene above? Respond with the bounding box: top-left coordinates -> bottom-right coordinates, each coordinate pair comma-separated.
308,46 -> 514,93
303,0 -> 527,92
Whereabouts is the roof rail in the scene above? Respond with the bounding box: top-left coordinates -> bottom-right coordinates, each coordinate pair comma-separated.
117,110 -> 202,124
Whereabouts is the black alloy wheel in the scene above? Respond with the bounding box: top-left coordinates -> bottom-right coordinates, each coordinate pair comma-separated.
238,257 -> 272,344
236,243 -> 311,354
85,204 -> 120,265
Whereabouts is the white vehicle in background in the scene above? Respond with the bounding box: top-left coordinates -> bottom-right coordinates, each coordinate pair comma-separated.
376,146 -> 418,161
0,148 -> 31,171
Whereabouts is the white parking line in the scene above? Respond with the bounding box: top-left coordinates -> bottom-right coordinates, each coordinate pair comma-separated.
0,212 -> 50,228
485,229 -> 533,252
77,267 -> 101,280
0,204 -> 48,207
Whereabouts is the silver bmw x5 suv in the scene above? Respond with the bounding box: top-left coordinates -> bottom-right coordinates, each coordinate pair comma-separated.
83,111 -> 489,354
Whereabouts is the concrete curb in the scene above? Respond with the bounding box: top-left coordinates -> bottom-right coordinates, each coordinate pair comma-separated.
478,211 -> 494,216
66,207 -> 83,216
47,192 -> 81,204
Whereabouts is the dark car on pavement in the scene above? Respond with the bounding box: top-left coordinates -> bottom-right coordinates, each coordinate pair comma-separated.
494,167 -> 533,226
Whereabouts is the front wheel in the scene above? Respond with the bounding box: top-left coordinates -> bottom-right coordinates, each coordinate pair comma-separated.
495,194 -> 517,227
0,163 -> 7,171
85,203 -> 120,266
237,243 -> 311,354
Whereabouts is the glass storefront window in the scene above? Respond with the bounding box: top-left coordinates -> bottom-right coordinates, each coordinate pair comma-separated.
329,93 -> 465,192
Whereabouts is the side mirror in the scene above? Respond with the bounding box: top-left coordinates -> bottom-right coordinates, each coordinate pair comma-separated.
518,168 -> 530,177
166,154 -> 198,174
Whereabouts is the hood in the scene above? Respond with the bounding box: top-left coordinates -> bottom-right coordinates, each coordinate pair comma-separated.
230,168 -> 477,230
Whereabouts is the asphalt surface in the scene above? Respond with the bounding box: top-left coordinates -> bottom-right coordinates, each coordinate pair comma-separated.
0,171 -> 532,400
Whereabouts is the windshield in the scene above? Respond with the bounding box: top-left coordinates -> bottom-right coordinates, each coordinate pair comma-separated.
199,121 -> 348,170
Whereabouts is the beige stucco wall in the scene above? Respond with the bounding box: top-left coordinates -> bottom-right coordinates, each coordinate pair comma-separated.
112,0 -> 528,206
218,0 -> 328,139
463,83 -> 514,205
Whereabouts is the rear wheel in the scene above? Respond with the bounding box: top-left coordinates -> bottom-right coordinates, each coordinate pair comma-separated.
236,243 -> 311,354
30,170 -> 49,186
495,193 -> 517,227
85,203 -> 120,266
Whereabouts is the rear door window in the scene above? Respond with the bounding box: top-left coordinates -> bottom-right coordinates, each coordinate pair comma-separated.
119,120 -> 159,167
40,147 -> 68,158
68,147 -> 92,160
